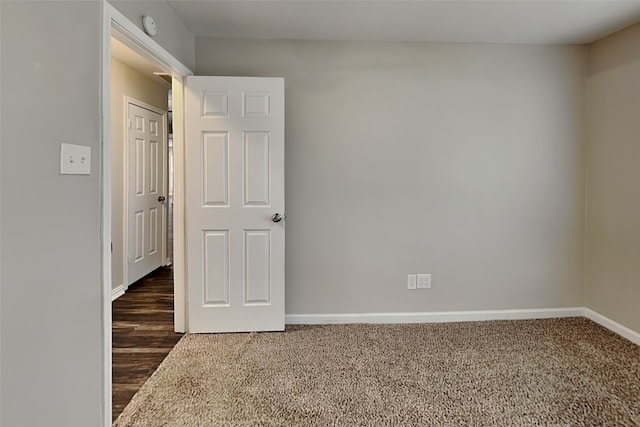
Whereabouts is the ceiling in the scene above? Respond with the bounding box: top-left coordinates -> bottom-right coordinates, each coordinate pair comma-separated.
166,0 -> 640,45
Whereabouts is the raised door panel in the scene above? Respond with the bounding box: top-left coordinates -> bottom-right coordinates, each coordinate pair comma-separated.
243,132 -> 270,207
203,230 -> 230,306
244,230 -> 270,305
202,132 -> 229,206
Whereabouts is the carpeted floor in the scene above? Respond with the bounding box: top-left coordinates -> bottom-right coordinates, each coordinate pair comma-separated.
114,318 -> 640,426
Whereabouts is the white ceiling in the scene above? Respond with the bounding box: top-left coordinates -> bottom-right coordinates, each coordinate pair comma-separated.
166,0 -> 640,45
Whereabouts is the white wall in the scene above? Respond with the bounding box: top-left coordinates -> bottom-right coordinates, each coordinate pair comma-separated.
1,2 -> 103,426
585,23 -> 640,333
111,58 -> 168,292
196,39 -> 588,315
108,0 -> 195,71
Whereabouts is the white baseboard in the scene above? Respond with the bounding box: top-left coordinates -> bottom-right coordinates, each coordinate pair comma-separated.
286,307 -> 640,347
111,284 -> 126,301
286,307 -> 584,325
583,308 -> 640,346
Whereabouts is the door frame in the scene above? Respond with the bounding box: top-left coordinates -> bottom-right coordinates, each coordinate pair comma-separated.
101,4 -> 192,425
124,97 -> 168,287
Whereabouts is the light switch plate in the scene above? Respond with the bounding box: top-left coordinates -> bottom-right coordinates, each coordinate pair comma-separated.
407,274 -> 417,290
60,143 -> 91,175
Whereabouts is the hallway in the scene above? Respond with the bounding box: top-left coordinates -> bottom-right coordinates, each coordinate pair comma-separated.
112,267 -> 183,421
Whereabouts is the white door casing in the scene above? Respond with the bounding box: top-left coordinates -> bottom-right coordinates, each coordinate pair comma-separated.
127,101 -> 167,285
185,76 -> 285,333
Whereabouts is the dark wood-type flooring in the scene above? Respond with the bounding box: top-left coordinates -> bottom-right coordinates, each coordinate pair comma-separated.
112,267 -> 183,421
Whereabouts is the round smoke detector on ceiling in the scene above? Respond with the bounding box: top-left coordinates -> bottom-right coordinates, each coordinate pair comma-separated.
142,15 -> 157,37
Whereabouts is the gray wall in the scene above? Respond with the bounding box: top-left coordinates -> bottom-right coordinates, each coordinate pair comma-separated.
196,39 -> 588,315
0,1 -> 194,426
1,2 -> 103,426
585,22 -> 640,333
108,0 -> 195,71
111,58 -> 169,292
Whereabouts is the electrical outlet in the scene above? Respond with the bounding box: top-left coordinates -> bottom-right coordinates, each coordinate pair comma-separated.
407,274 -> 417,290
60,143 -> 91,175
417,274 -> 432,289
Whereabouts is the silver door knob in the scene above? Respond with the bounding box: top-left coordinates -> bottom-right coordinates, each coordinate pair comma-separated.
158,196 -> 166,202
272,213 -> 283,223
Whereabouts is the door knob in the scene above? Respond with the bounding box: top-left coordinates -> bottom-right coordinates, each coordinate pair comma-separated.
158,196 -> 166,202
271,213 -> 283,223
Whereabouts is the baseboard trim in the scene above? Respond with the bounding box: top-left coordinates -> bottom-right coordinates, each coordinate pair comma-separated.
286,307 -> 584,325
583,308 -> 640,346
111,284 -> 126,301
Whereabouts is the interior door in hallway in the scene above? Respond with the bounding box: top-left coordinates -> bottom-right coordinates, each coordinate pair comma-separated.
185,76 -> 285,333
127,102 -> 167,285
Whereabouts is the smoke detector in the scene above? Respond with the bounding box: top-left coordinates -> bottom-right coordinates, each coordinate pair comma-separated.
142,15 -> 157,37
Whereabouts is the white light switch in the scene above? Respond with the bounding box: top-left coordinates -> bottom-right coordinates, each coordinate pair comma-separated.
60,143 -> 91,175
407,274 -> 417,290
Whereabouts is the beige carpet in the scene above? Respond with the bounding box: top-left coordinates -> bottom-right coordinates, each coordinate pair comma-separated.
114,318 -> 640,426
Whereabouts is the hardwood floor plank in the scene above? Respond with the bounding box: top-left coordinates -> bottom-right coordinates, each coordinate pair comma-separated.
112,266 -> 183,422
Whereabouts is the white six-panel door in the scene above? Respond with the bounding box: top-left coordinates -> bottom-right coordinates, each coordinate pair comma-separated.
127,102 -> 167,285
185,76 -> 285,333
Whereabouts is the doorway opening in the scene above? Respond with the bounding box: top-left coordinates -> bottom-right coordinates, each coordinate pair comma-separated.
109,36 -> 181,420
103,6 -> 192,423
110,36 -> 172,296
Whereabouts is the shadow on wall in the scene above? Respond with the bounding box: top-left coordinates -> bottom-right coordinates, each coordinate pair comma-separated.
588,23 -> 640,76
